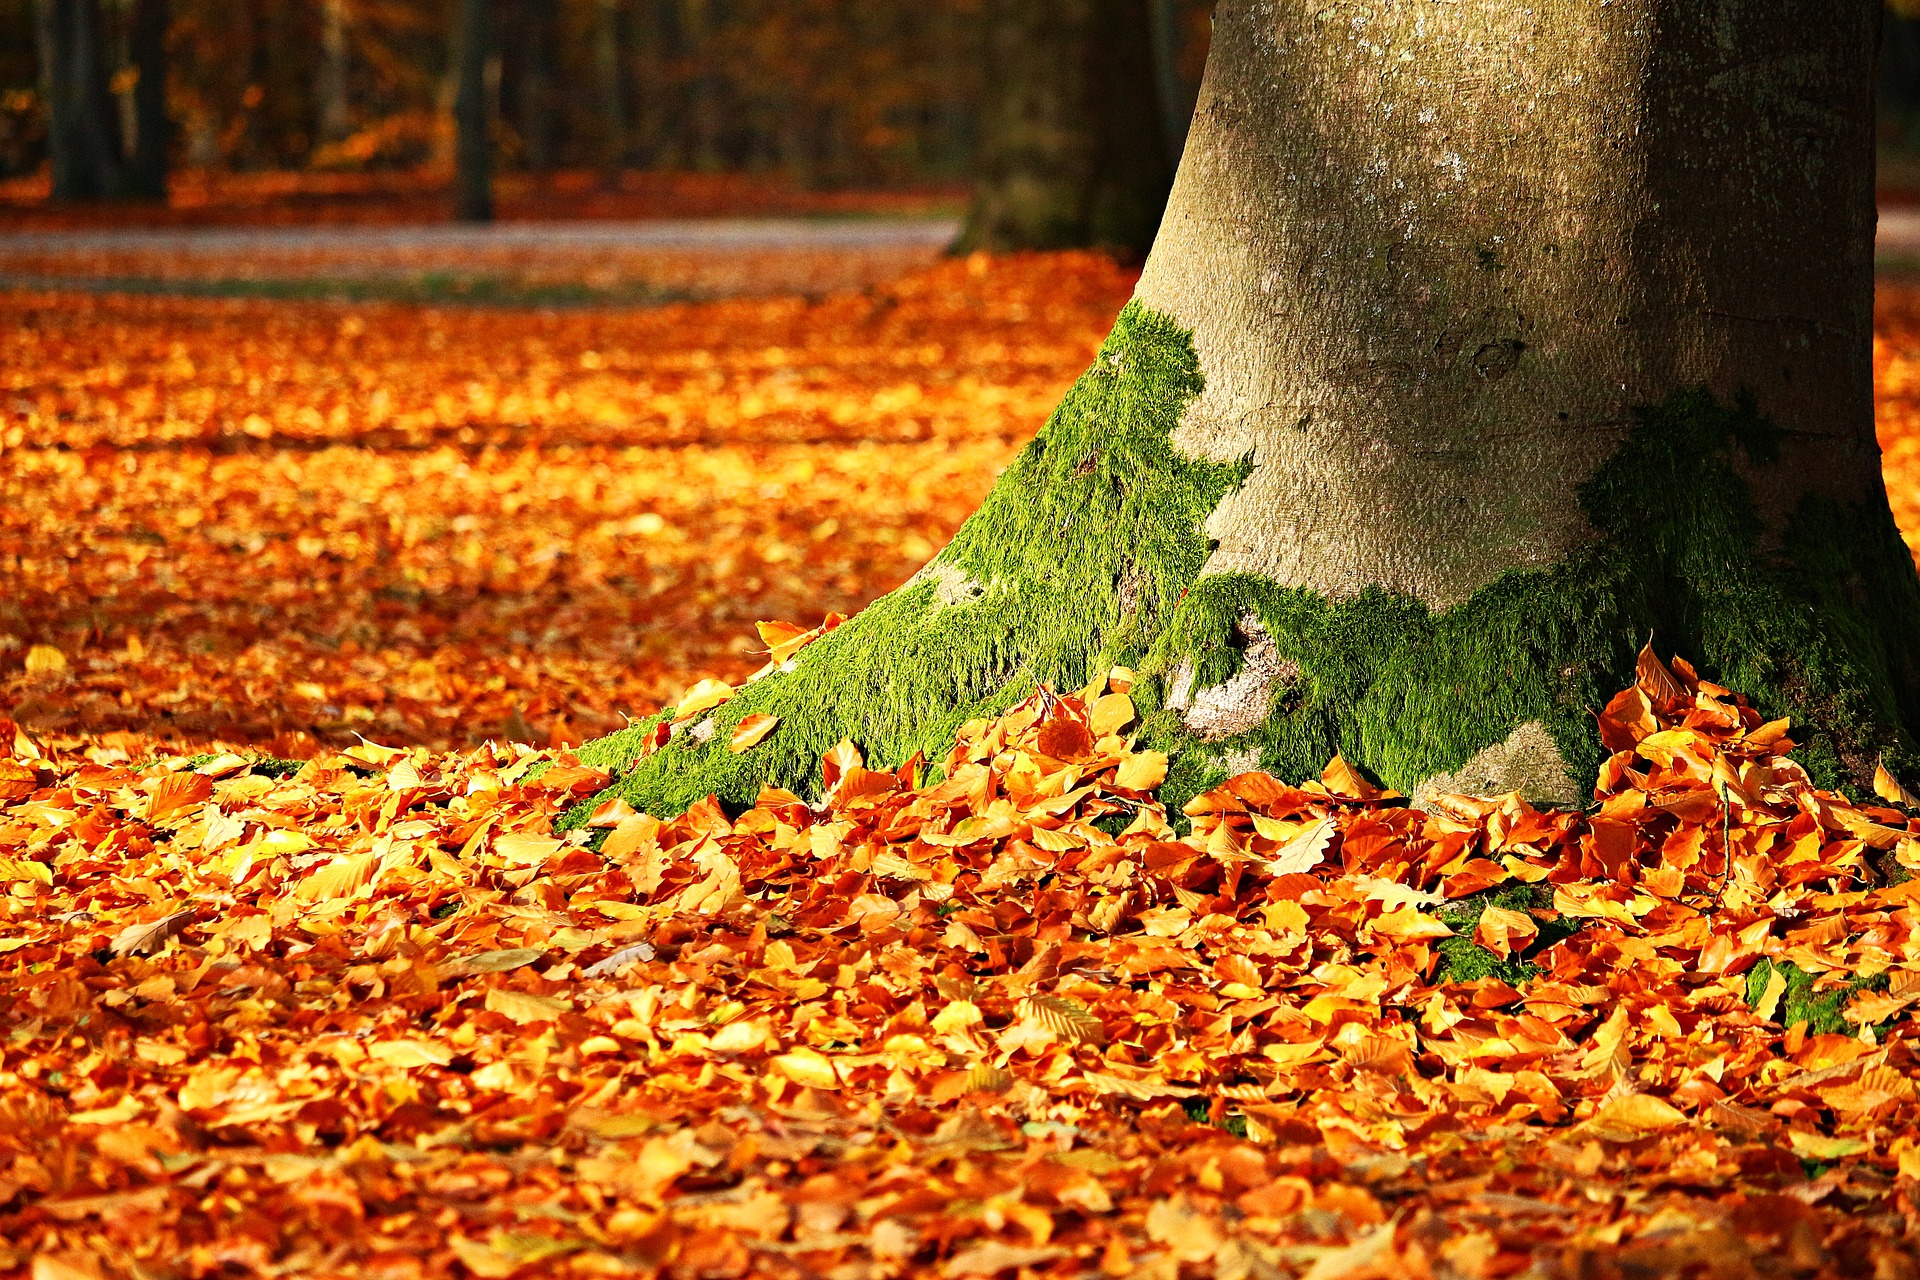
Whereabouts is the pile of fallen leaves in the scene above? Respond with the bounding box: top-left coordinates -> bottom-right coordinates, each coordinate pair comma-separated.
4,645 -> 1919,1280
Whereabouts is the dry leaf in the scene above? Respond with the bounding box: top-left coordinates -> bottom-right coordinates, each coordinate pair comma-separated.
729,713 -> 780,752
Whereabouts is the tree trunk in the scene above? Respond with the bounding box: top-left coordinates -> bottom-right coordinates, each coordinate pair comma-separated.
956,0 -> 1174,255
578,0 -> 1920,821
452,0 -> 493,222
36,0 -> 125,200
126,0 -> 168,200
591,0 -> 627,168
516,0 -> 557,169
1146,0 -> 1189,171
316,0 -> 350,146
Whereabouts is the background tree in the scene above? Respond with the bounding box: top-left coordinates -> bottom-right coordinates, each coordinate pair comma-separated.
955,0 -> 1183,256
33,0 -> 124,197
579,0 -> 1920,821
126,0 -> 167,197
450,0 -> 490,220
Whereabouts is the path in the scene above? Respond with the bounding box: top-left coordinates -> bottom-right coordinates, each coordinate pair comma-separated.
0,216 -> 965,303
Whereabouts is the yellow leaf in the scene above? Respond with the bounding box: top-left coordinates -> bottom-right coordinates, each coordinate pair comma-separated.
1875,760 -> 1920,809
485,988 -> 573,1025
494,831 -> 563,866
23,644 -> 67,677
672,678 -> 734,722
446,1237 -> 524,1279
293,851 -> 376,902
366,1039 -> 453,1069
1474,905 -> 1539,959
1089,692 -> 1136,737
1115,751 -> 1168,791
1583,1093 -> 1688,1142
771,1046 -> 840,1089
930,1000 -> 984,1034
0,855 -> 52,885
1263,814 -> 1336,876
1789,1130 -> 1870,1161
68,1097 -> 144,1125
729,712 -> 779,752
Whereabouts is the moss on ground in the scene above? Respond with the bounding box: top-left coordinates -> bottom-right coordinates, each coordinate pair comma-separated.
1427,884 -> 1582,986
1743,958 -> 1892,1037
182,753 -> 307,780
571,307 -> 1920,824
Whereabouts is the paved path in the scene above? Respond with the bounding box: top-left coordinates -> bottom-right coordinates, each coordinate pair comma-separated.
0,216 -> 961,257
1882,208 -> 1920,260
0,215 -> 965,303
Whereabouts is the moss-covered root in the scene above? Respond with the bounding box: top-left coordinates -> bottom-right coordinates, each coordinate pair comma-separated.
571,302 -> 1248,818
572,308 -> 1920,826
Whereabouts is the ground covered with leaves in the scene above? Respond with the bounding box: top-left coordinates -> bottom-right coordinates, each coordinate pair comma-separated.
7,266 -> 1920,1277
3,651 -> 1920,1280
0,253 -> 1129,756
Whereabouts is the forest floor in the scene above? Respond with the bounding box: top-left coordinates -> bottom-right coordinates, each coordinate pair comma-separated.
3,254 -> 1920,1277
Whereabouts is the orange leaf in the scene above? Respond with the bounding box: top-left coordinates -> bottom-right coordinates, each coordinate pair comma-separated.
729,713 -> 780,753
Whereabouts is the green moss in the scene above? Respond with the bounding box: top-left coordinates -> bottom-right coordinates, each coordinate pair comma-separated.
1142,389 -> 1920,811
569,302 -> 1248,820
1427,884 -> 1581,986
1744,958 -> 1891,1037
182,753 -> 306,780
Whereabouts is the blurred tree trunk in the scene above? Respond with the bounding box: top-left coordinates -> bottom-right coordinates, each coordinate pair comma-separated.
315,0 -> 350,146
517,0 -> 557,169
127,0 -> 168,199
592,0 -> 627,167
957,0 -> 1173,255
35,0 -> 125,199
1146,0 -> 1189,169
680,0 -> 721,172
453,0 -> 493,221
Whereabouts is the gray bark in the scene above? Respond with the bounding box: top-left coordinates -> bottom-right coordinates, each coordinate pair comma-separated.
1137,0 -> 1882,609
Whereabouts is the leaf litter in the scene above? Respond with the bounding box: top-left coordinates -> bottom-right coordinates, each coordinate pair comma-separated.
3,644 -> 1920,1278
4,270 -> 1920,1276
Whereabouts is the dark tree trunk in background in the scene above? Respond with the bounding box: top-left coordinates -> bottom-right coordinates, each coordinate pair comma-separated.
316,0 -> 350,146
453,0 -> 494,221
36,0 -> 125,199
516,0 -> 557,169
957,0 -> 1174,256
1147,0 -> 1191,169
127,0 -> 168,199
591,0 -> 627,167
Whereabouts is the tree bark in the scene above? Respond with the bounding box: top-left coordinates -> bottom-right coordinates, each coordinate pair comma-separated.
36,0 -> 125,200
579,0 -> 1920,821
127,0 -> 168,200
452,0 -> 493,222
957,0 -> 1176,255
